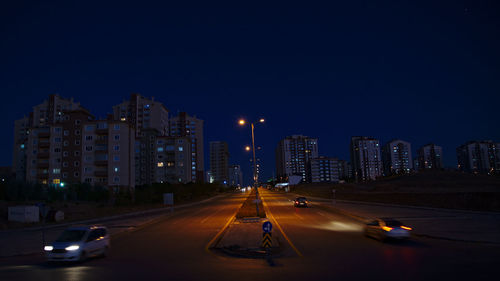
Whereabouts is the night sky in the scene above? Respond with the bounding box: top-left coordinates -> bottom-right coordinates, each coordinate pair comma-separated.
1,1 -> 499,185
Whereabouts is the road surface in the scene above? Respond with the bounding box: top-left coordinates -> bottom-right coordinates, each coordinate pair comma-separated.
0,189 -> 498,281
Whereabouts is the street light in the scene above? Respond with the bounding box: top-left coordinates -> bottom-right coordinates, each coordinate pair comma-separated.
238,117 -> 265,216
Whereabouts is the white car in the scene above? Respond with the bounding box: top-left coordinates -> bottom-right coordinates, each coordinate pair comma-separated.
364,218 -> 412,241
44,225 -> 110,262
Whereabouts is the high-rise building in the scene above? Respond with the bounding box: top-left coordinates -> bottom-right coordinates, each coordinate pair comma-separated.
32,94 -> 82,127
275,135 -> 318,183
350,136 -> 382,181
310,157 -> 340,183
13,95 -> 82,181
338,160 -> 352,180
209,141 -> 229,185
12,116 -> 31,181
169,112 -> 204,182
228,165 -> 243,187
457,140 -> 500,175
134,128 -> 194,185
24,109 -> 136,191
154,136 -> 192,184
417,143 -> 443,170
382,139 -> 413,175
113,93 -> 169,137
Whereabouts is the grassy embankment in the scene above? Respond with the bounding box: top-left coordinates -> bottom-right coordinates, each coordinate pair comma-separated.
235,188 -> 266,218
0,182 -> 229,230
292,171 -> 500,212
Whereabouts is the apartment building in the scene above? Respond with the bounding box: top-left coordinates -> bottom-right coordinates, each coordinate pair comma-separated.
13,94 -> 82,181
169,112 -> 205,182
113,93 -> 169,137
382,139 -> 413,175
310,157 -> 340,183
275,135 -> 319,183
209,141 -> 229,184
338,160 -> 352,180
417,143 -> 443,170
457,140 -> 500,174
350,136 -> 382,181
154,136 -> 192,184
228,164 -> 243,187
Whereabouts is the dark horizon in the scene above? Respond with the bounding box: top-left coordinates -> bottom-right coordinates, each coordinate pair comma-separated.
1,1 -> 499,185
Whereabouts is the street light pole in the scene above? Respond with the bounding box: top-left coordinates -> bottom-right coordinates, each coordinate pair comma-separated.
251,122 -> 257,187
239,118 -> 264,217
250,122 -> 260,217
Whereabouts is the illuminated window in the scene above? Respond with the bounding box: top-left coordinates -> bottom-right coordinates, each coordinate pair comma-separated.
53,179 -> 60,184
157,162 -> 164,167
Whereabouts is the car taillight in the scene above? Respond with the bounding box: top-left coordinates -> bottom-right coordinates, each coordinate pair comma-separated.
382,226 -> 393,232
295,201 -> 299,204
400,226 -> 412,230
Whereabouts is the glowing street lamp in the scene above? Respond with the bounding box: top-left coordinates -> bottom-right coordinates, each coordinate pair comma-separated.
238,117 -> 265,216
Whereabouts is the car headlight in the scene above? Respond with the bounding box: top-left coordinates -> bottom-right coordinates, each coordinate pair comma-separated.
65,245 -> 80,251
44,246 -> 53,251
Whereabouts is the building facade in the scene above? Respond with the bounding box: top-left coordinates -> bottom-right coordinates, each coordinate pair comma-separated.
209,141 -> 229,185
417,143 -> 443,170
169,112 -> 204,182
382,139 -> 413,175
350,136 -> 382,181
456,140 -> 500,175
338,160 -> 352,180
113,93 -> 169,137
275,135 -> 319,183
228,164 -> 243,187
13,95 -> 82,181
310,157 -> 340,183
24,108 -> 136,191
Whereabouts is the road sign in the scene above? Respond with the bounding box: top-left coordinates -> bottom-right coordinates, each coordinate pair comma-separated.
262,221 -> 272,233
261,232 -> 272,248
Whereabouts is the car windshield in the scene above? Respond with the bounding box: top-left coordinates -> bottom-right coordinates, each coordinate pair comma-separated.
56,230 -> 87,242
297,197 -> 307,202
384,220 -> 403,227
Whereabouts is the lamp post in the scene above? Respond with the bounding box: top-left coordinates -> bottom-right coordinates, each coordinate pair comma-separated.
239,118 -> 265,216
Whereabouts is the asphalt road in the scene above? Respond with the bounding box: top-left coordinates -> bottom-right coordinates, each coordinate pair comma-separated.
0,189 -> 499,281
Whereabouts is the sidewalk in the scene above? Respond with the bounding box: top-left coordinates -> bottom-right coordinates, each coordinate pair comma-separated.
0,194 -> 227,257
304,194 -> 500,244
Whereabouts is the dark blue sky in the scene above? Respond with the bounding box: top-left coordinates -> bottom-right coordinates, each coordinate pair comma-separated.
1,0 -> 499,184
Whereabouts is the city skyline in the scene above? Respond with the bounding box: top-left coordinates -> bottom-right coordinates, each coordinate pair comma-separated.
2,1 -> 499,184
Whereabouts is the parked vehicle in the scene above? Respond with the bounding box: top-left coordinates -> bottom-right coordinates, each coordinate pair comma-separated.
44,225 -> 110,262
364,218 -> 411,241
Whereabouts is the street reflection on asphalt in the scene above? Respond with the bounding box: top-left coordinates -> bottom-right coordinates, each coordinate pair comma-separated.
311,221 -> 364,232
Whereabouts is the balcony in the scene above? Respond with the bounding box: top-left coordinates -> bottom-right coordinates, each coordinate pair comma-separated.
38,132 -> 50,138
95,138 -> 108,145
95,128 -> 108,135
94,170 -> 108,177
37,152 -> 50,159
36,174 -> 49,180
94,160 -> 108,166
37,162 -> 49,168
38,142 -> 50,148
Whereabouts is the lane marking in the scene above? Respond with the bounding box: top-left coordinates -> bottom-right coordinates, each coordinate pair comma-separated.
204,213 -> 236,254
261,190 -> 303,257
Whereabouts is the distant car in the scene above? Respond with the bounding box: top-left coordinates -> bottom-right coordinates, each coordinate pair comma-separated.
364,218 -> 412,241
44,225 -> 110,262
294,197 -> 308,207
